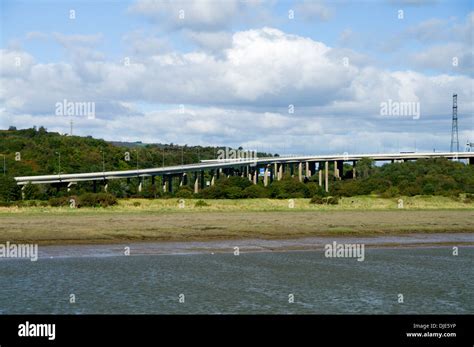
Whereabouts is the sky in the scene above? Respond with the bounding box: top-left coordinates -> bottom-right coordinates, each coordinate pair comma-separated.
0,0 -> 473,155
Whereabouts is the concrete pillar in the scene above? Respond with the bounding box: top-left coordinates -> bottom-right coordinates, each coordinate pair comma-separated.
278,163 -> 283,180
325,161 -> 329,192
334,160 -> 339,178
305,162 -> 311,178
352,161 -> 357,179
138,181 -> 143,193
162,177 -> 167,193
211,171 -> 216,186
104,183 -> 108,192
194,172 -> 199,194
274,163 -> 278,180
264,166 -> 269,187
318,168 -> 322,187
252,168 -> 258,185
298,162 -> 303,182
337,161 -> 343,180
67,182 -> 76,192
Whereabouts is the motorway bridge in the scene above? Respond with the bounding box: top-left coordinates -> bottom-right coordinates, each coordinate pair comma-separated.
14,152 -> 474,193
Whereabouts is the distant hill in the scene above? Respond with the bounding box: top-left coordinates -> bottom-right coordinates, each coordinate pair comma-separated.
0,127 -> 273,177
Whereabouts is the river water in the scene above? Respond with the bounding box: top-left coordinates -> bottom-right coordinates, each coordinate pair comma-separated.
0,235 -> 472,314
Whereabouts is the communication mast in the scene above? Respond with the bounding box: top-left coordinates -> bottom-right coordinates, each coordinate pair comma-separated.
450,94 -> 459,152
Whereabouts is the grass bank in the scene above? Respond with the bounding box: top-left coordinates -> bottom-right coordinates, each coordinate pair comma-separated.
0,196 -> 472,245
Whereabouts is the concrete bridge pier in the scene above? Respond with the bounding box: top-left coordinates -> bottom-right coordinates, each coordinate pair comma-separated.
210,170 -> 215,186
298,162 -> 303,182
67,182 -> 76,192
336,160 -> 343,180
263,166 -> 269,187
193,172 -> 199,194
325,161 -> 329,192
162,176 -> 168,193
352,161 -> 357,179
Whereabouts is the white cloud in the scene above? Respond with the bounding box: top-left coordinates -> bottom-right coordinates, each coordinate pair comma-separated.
1,27 -> 473,154
129,0 -> 246,31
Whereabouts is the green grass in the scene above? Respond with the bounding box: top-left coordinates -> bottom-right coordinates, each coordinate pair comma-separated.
1,195 -> 472,215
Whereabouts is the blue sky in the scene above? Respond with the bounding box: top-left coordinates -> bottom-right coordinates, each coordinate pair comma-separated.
0,0 -> 473,155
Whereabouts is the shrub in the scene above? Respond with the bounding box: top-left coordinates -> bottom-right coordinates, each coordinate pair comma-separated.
133,201 -> 141,207
78,193 -> 117,208
194,200 -> 209,207
310,196 -> 324,204
380,186 -> 400,198
48,196 -> 69,207
176,186 -> 194,198
310,195 -> 339,205
242,185 -> 269,198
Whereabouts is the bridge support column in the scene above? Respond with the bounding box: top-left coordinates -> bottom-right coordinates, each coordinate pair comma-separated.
264,166 -> 269,187
194,173 -> 199,194
336,160 -> 343,180
104,182 -> 108,192
325,161 -> 329,192
162,176 -> 167,193
352,161 -> 357,179
252,168 -> 258,185
211,171 -> 215,186
318,166 -> 322,187
278,163 -> 283,180
305,162 -> 311,178
67,182 -> 76,192
298,162 -> 303,182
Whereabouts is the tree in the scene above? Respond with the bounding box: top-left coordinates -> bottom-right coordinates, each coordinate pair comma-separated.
0,176 -> 20,201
